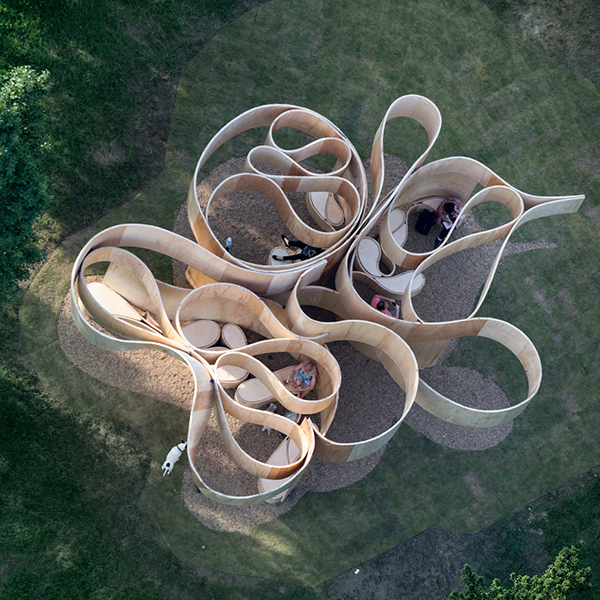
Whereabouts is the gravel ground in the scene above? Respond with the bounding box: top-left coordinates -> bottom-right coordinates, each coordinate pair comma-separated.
59,155 -> 554,532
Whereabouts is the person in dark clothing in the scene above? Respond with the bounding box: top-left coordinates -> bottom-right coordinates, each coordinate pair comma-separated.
434,197 -> 462,249
273,235 -> 324,261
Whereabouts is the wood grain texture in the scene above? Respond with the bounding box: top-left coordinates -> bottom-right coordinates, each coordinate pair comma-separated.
70,95 -> 583,504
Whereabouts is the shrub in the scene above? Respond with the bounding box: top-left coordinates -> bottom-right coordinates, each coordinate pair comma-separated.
0,65 -> 51,307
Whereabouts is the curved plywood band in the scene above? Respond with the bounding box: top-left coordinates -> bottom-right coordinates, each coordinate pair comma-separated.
212,381 -> 315,482
246,138 -> 352,180
76,222 -> 317,297
187,103 -> 368,275
257,436 -> 303,503
73,269 -> 321,504
216,338 -> 340,416
399,186 -> 582,324
77,247 -> 193,355
286,271 -> 541,428
202,172 -> 360,254
184,360 -> 317,504
199,336 -> 340,483
70,94 -> 584,505
412,319 -> 542,427
188,391 -> 316,505
381,156 -> 585,270
369,95 -> 442,216
70,252 -> 275,504
312,324 -> 418,462
174,282 -> 300,360
280,277 -> 420,461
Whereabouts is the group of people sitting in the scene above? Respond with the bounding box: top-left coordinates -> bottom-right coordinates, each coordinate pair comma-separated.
255,201 -> 461,410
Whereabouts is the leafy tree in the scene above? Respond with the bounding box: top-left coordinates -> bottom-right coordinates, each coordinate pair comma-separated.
448,547 -> 592,600
0,65 -> 51,307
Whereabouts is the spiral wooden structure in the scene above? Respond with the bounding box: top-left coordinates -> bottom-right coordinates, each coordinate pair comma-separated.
71,95 -> 584,505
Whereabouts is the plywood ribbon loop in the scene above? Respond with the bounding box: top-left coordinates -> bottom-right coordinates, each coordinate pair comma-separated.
70,95 -> 584,504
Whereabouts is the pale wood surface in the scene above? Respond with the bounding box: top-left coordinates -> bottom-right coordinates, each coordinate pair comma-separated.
236,365 -> 296,408
221,322 -> 247,349
355,238 -> 426,297
70,94 -> 584,504
181,320 -> 221,349
257,436 -> 301,503
306,191 -> 345,229
269,246 -> 302,265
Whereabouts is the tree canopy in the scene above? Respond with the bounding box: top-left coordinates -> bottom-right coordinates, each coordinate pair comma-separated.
448,547 -> 592,600
0,65 -> 51,307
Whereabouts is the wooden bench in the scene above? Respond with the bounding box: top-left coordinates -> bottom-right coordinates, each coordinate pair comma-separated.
180,319 -> 221,349
212,345 -> 250,386
88,282 -> 162,334
355,238 -> 426,298
306,191 -> 345,229
388,208 -> 408,248
221,322 -> 247,349
257,435 -> 301,503
235,365 -> 297,408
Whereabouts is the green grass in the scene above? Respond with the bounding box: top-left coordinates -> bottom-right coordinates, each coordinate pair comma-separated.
0,362 -> 315,599
0,0 -> 265,245
482,0 -> 599,90
8,0 -> 600,596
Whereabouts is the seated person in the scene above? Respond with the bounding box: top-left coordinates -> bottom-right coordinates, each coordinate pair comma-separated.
434,197 -> 462,249
370,294 -> 400,318
285,360 -> 318,398
273,235 -> 324,261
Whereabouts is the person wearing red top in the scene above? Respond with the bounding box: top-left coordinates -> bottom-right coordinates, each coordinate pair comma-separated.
370,294 -> 400,318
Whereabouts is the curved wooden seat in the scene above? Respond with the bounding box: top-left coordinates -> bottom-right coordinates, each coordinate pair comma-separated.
181,319 -> 221,349
88,282 -> 163,334
355,238 -> 387,276
355,238 -> 425,297
354,270 -> 426,298
209,345 -> 249,386
258,436 -> 301,503
412,196 -> 444,213
307,191 -> 345,228
235,365 -> 296,408
88,281 -> 142,321
388,208 -> 408,247
216,364 -> 249,386
221,322 -> 247,349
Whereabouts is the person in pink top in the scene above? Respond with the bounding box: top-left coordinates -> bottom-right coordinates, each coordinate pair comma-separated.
371,294 -> 400,318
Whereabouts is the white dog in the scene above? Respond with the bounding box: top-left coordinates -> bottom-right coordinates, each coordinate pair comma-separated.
161,441 -> 187,476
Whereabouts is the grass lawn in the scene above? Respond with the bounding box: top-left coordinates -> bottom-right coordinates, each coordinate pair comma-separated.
8,0 -> 600,596
0,0 -> 266,245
